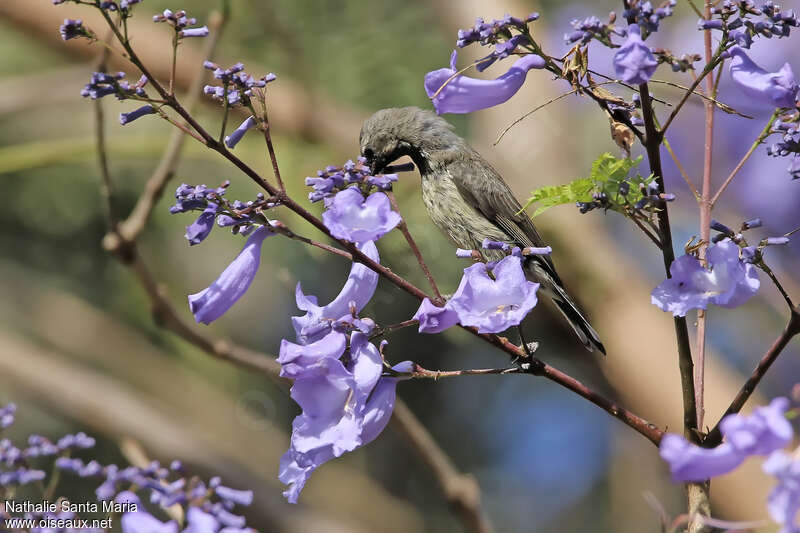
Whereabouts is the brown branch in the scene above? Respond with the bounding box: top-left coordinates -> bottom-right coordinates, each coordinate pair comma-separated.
387,192 -> 443,303
260,98 -> 286,191
704,309 -> 800,447
117,11 -> 225,243
93,6 -> 665,449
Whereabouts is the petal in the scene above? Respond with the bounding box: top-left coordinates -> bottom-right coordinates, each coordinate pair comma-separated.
613,25 -> 658,85
121,512 -> 178,533
425,53 -> 546,114
659,433 -> 744,482
413,297 -> 460,333
188,226 -> 273,324
730,47 -> 799,108
360,377 -> 399,444
277,331 -> 347,378
183,508 -> 219,533
322,189 -> 400,243
348,332 -> 383,401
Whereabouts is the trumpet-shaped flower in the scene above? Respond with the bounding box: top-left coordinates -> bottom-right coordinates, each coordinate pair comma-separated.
424,50 -> 546,114
613,24 -> 659,85
188,225 -> 274,324
651,239 -> 759,317
729,46 -> 798,108
659,397 -> 792,482
447,255 -> 539,333
322,188 -> 401,244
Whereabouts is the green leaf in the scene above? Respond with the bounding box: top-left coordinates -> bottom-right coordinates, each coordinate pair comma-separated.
521,153 -> 645,217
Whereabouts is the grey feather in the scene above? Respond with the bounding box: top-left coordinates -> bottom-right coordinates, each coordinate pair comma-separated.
360,107 -> 605,354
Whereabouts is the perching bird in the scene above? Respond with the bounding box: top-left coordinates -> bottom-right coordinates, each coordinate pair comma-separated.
359,106 -> 605,354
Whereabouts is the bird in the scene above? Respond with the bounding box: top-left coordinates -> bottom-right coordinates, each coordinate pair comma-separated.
359,106 -> 605,354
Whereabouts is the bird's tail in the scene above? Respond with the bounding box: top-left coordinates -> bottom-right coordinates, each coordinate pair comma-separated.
549,283 -> 606,355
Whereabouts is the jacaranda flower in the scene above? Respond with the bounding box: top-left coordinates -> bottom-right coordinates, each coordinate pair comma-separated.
659,397 -> 792,482
292,241 -> 379,344
413,297 -> 460,333
651,239 -> 760,317
278,334 -> 409,503
763,449 -> 800,532
188,225 -> 275,324
322,188 -> 401,244
613,24 -> 659,85
447,255 -> 539,334
121,510 -> 178,533
729,46 -> 799,108
424,50 -> 546,114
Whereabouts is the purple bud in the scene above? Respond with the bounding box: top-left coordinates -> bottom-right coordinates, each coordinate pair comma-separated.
766,236 -> 790,245
179,26 -> 209,38
742,218 -> 762,230
456,248 -> 474,258
119,105 -> 156,125
710,219 -> 733,234
224,116 -> 257,149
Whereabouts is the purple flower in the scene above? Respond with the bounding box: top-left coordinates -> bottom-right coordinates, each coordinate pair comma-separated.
412,298 -> 459,333
185,203 -> 218,245
224,116 -> 256,149
188,225 -> 274,324
214,486 -> 253,507
292,241 -> 379,344
322,188 -> 401,244
60,18 -> 86,41
120,105 -> 156,125
121,511 -> 178,533
729,46 -> 799,108
651,239 -> 760,317
613,24 -> 659,85
447,255 -> 539,334
659,397 -> 792,482
424,50 -> 546,114
278,352 -> 408,504
763,450 -> 800,531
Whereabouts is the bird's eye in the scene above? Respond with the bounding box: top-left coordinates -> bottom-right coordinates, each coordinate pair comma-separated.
363,148 -> 374,160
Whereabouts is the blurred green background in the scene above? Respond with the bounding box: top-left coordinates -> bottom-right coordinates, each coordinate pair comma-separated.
2,0 -> 799,531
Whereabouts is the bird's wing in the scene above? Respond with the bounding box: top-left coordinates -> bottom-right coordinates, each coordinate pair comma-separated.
448,152 -> 562,286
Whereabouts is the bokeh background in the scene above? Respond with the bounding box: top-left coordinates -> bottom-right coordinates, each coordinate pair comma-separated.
1,0 -> 799,531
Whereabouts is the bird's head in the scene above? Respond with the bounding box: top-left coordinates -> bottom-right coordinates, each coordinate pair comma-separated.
359,107 -> 460,174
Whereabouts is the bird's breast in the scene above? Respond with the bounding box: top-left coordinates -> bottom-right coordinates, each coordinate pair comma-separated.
420,172 -> 510,251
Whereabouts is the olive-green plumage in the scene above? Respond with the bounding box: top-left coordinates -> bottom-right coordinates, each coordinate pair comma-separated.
360,106 -> 605,354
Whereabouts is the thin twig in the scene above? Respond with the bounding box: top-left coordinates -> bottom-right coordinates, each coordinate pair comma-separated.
118,11 -> 225,243
704,310 -> 800,447
648,79 -> 750,119
387,192 -> 443,303
94,34 -> 116,229
408,365 -> 519,379
662,136 -> 701,200
260,97 -> 286,191
710,110 -> 779,207
95,8 -> 665,447
494,90 -> 577,145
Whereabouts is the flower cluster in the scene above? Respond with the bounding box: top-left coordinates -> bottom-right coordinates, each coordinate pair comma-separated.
170,181 -> 278,243
576,172 -> 673,216
768,118 -> 800,179
278,241 -> 411,502
708,217 -> 791,264
59,18 -> 91,41
308,159 -> 403,244
169,182 -> 282,325
660,396 -> 800,532
659,397 -> 791,481
651,238 -> 760,317
305,157 -> 397,203
152,9 -> 209,38
414,241 -> 542,335
564,14 -> 620,47
455,13 -> 539,48
2,403 -> 257,532
702,0 -> 799,47
1,405 -> 96,489
81,71 -> 149,100
623,0 -> 677,38
203,62 -> 276,108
